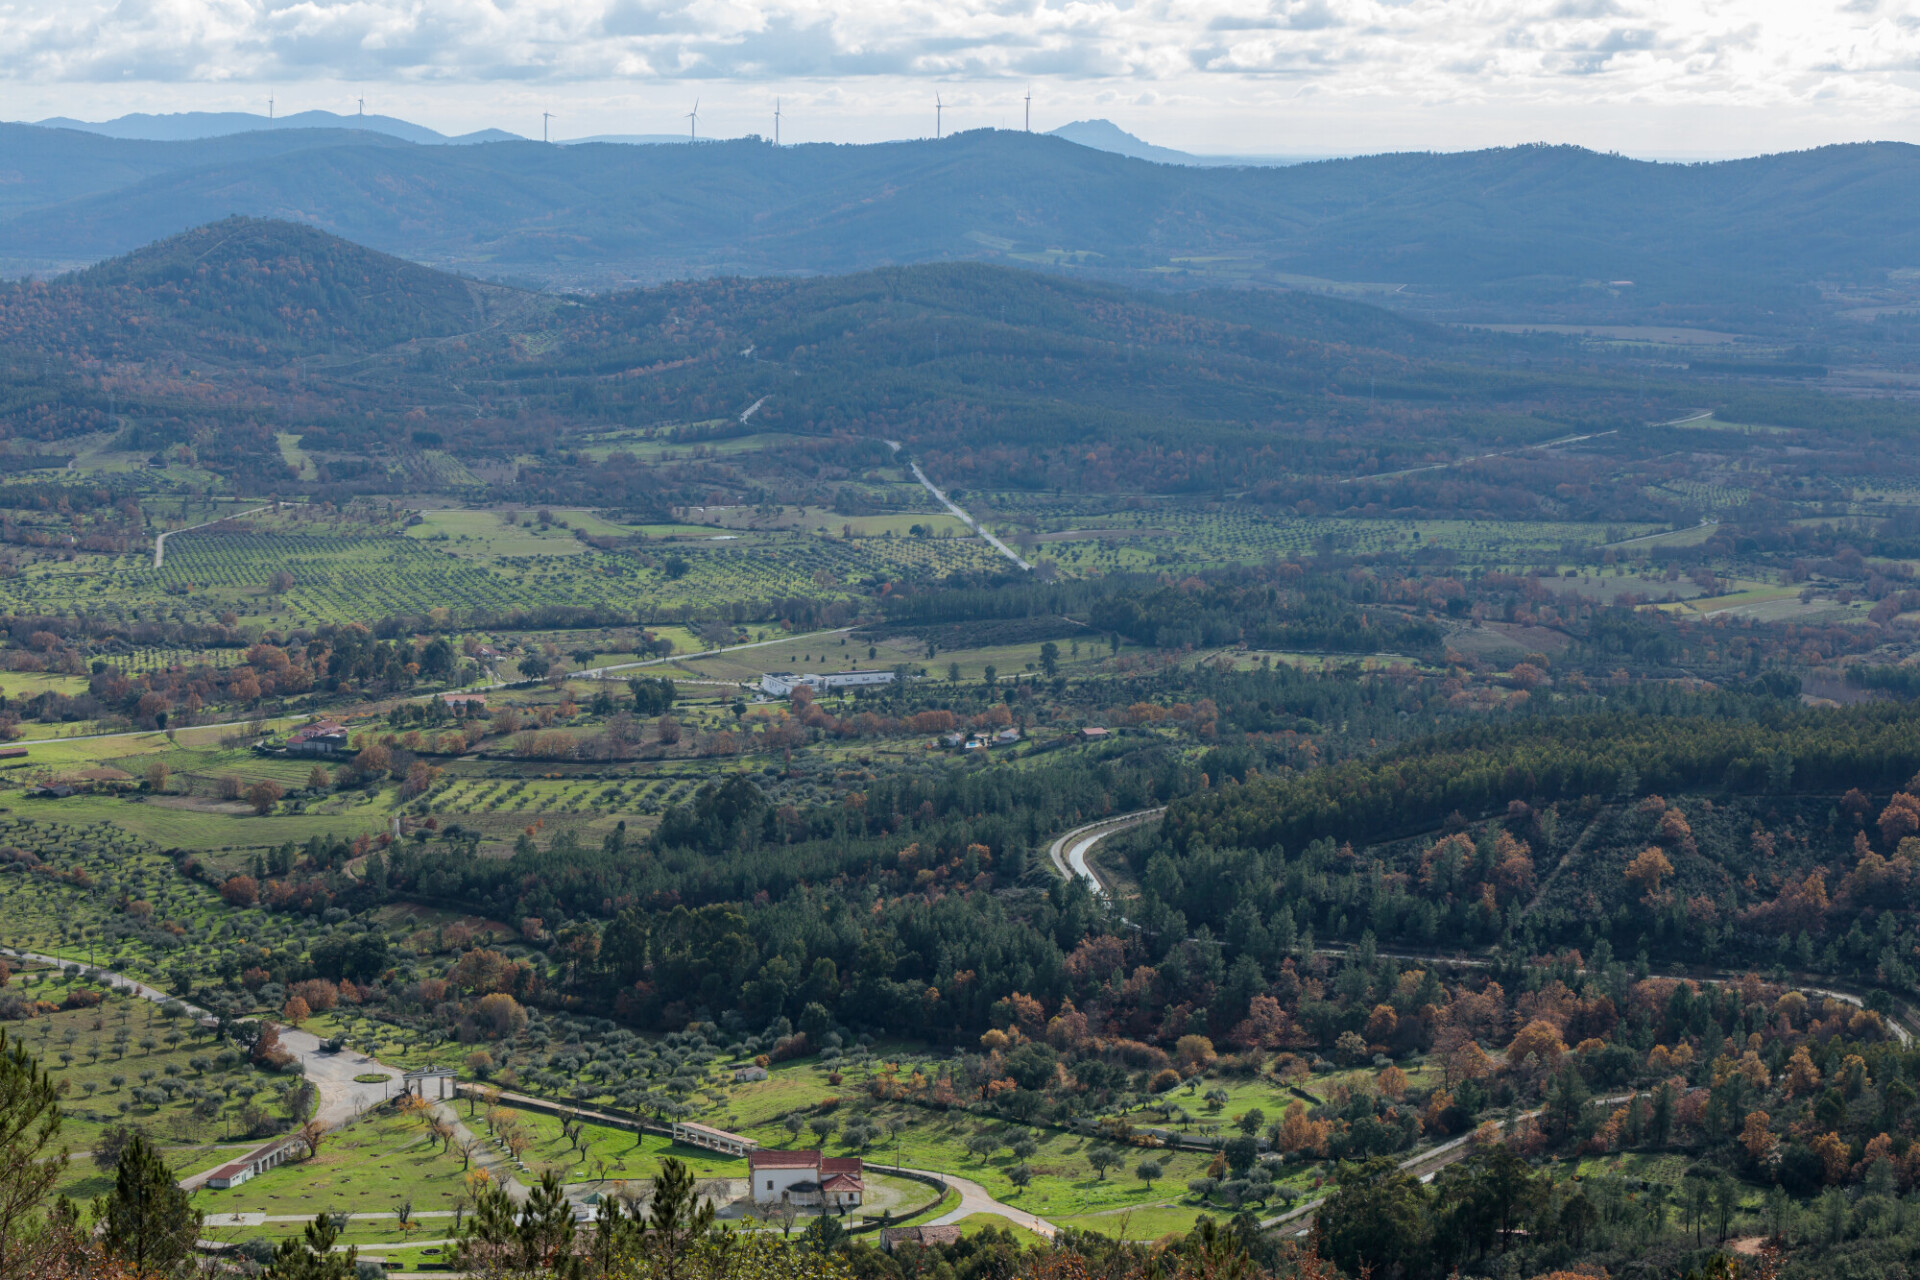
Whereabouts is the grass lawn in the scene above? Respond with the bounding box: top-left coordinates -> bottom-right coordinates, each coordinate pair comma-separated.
694,1060 -> 841,1130
13,794 -> 393,848
738,1102 -> 1217,1225
1054,1204 -> 1218,1241
201,1110 -> 474,1215
0,672 -> 93,699
954,1212 -> 1052,1246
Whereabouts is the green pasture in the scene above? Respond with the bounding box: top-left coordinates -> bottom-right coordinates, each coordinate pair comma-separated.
13,793 -> 392,849
735,1102 -> 1219,1225
408,509 -> 593,557
276,433 -> 318,481
199,1110 -> 475,1214
0,671 -> 92,699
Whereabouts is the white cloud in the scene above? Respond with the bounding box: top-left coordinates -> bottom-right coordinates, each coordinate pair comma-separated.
5,0 -> 1920,154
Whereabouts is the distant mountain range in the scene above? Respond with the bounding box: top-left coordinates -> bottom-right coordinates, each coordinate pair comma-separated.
35,109 -> 521,146
3,120 -> 1916,327
1046,119 -> 1309,167
36,109 -> 1292,163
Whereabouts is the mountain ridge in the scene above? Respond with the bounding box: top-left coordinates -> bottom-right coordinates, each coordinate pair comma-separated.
2,127 -> 1916,324
35,109 -> 522,146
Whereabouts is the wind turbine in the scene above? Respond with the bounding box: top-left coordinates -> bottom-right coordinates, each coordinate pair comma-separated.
268,95 -> 274,121
774,98 -> 781,146
357,96 -> 365,117
1024,88 -> 1031,132
686,98 -> 699,141
936,94 -> 943,139
543,111 -> 554,143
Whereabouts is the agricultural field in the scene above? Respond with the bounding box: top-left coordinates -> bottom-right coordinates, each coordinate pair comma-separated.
1,966 -> 289,1151
974,501 -> 1666,577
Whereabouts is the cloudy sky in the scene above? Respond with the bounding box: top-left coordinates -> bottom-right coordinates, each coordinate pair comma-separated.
4,0 -> 1920,157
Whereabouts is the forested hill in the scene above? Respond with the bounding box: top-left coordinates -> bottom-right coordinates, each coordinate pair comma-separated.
0,218 -> 513,361
3,124 -> 1920,316
0,219 -> 1701,499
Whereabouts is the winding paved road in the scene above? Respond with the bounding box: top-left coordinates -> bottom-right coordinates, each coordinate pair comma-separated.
1046,810 -> 1165,900
906,1167 -> 1057,1239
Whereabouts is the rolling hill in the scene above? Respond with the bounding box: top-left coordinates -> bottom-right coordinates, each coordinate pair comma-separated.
3,125 -> 1918,324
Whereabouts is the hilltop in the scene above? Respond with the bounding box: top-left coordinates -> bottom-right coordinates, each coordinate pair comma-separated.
0,217 -> 514,362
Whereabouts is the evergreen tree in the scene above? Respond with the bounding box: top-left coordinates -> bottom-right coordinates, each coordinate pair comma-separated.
0,1029 -> 65,1280
102,1132 -> 200,1276
263,1213 -> 358,1279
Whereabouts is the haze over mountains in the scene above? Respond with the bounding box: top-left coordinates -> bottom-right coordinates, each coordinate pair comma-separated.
4,116 -> 1920,330
34,109 -> 521,146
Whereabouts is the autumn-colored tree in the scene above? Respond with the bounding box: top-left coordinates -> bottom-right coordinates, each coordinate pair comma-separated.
1810,1130 -> 1850,1184
219,875 -> 259,907
1377,1065 -> 1408,1099
1508,1019 -> 1568,1067
251,1022 -> 294,1070
1625,847 -> 1674,899
1228,994 -> 1290,1049
280,996 -> 310,1026
1657,808 -> 1694,848
1275,1101 -> 1330,1156
1174,1034 -> 1217,1071
245,780 -> 284,815
1491,831 -> 1536,899
1853,1132 -> 1897,1184
1364,1003 -> 1399,1044
472,992 -> 528,1039
1003,992 -> 1046,1038
1740,1110 -> 1776,1164
1450,1040 -> 1495,1084
1784,1044 -> 1822,1097
1881,793 -> 1920,850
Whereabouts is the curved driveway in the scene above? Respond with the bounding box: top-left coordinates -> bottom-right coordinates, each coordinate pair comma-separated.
902,1166 -> 1057,1239
2,950 -> 399,1186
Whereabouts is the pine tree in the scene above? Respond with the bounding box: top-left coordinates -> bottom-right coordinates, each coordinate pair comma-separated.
102,1132 -> 200,1276
263,1213 -> 357,1279
0,1028 -> 66,1280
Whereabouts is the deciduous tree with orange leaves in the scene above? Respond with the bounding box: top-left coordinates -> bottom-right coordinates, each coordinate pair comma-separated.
1625,847 -> 1674,899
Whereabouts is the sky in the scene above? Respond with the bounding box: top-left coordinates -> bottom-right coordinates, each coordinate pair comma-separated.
4,0 -> 1920,158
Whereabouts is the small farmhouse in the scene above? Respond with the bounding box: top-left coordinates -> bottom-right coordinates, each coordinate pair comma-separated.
284,721 -> 350,755
747,1149 -> 864,1208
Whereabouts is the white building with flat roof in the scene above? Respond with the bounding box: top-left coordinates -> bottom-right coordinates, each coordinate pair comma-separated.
672,1120 -> 758,1156
760,670 -> 898,698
